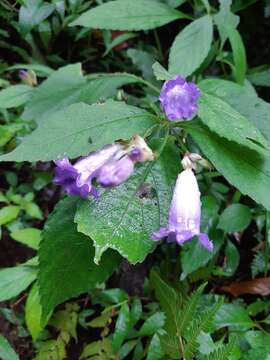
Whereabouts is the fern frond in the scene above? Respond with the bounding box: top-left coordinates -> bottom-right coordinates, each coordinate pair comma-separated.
176,283 -> 207,334
202,341 -> 235,360
184,298 -> 223,360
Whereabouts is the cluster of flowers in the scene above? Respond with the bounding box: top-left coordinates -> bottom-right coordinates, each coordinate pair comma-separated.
54,76 -> 213,251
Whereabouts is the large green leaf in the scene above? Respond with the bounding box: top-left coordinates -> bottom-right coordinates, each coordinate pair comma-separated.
0,101 -> 156,162
199,78 -> 270,145
0,85 -> 33,109
70,0 -> 185,31
75,139 -> 180,264
38,197 -> 120,320
198,93 -> 267,149
22,64 -> 139,122
169,16 -> 213,77
186,123 -> 270,210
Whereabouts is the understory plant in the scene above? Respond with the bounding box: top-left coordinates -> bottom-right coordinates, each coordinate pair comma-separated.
1,0 -> 270,359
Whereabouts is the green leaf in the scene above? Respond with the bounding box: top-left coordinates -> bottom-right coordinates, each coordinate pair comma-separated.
22,63 -> 86,121
75,139 -> 180,264
112,303 -> 131,352
10,228 -> 41,250
150,270 -> 180,335
213,0 -> 239,46
228,29 -> 247,84
127,49 -> 156,81
0,261 -> 37,301
146,333 -> 164,360
218,204 -> 252,232
7,63 -> 54,77
38,197 -> 120,320
119,340 -> 137,359
247,68 -> 270,87
0,85 -> 33,109
22,64 -> 139,122
186,123 -> 270,211
214,303 -> 255,331
25,282 -> 46,340
223,240 -> 240,276
169,16 -> 213,77
0,335 -> 19,360
138,312 -> 165,337
104,33 -> 137,56
180,196 -> 223,278
0,101 -> 156,162
0,206 -> 20,225
152,62 -> 173,81
198,93 -> 267,149
70,0 -> 185,31
19,0 -> 55,35
199,78 -> 270,145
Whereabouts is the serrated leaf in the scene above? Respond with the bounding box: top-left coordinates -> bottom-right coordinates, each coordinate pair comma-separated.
218,204 -> 252,232
75,139 -> 180,264
169,16 -> 213,77
199,78 -> 270,145
198,93 -> 267,149
38,197 -> 120,320
0,335 -> 19,360
0,85 -> 33,109
70,0 -> 185,31
150,270 -> 180,335
23,64 -> 138,122
223,240 -> 240,276
186,123 -> 270,211
0,101 -> 156,162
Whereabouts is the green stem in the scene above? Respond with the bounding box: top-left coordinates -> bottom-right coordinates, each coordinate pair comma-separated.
154,29 -> 164,63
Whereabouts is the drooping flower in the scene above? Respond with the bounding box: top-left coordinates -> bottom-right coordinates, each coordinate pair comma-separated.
151,168 -> 213,251
159,75 -> 201,121
54,135 -> 154,198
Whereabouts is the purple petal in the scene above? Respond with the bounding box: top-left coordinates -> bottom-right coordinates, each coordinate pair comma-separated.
199,233 -> 213,252
97,155 -> 134,188
151,227 -> 169,241
159,75 -> 201,121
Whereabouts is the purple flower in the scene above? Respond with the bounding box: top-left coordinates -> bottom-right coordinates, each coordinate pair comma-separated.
159,75 -> 201,121
54,136 -> 154,198
54,144 -> 120,198
151,169 -> 213,252
97,155 -> 134,187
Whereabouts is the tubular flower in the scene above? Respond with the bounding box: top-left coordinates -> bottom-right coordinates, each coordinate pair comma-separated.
151,168 -> 213,252
54,135 -> 154,198
159,75 -> 201,121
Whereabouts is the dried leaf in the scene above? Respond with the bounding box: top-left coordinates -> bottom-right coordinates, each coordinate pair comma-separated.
220,277 -> 270,297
